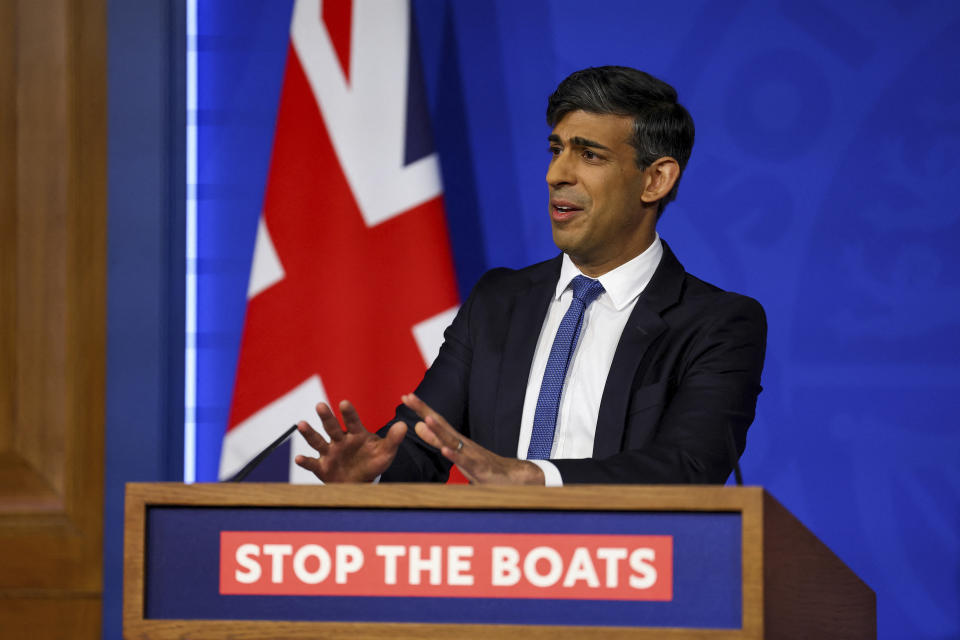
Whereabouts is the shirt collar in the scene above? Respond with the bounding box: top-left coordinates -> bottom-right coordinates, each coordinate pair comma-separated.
555,233 -> 664,311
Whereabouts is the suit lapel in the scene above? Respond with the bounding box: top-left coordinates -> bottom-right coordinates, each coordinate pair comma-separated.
491,257 -> 560,457
593,241 -> 685,458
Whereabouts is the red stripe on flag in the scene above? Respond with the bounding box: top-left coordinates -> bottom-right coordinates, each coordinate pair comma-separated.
321,0 -> 353,82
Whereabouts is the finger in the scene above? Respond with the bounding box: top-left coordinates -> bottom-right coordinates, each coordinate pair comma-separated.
382,421 -> 408,452
294,454 -> 323,476
412,420 -> 476,482
414,420 -> 444,449
339,400 -> 367,435
439,444 -> 465,463
438,445 -> 479,484
401,393 -> 452,430
415,416 -> 464,454
404,395 -> 460,443
424,414 -> 462,449
380,421 -> 407,460
316,402 -> 345,442
296,421 -> 330,454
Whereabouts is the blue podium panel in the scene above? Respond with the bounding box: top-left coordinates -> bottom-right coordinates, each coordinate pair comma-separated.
144,506 -> 741,628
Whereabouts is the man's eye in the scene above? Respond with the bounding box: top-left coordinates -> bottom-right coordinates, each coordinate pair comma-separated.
548,146 -> 561,156
582,149 -> 597,160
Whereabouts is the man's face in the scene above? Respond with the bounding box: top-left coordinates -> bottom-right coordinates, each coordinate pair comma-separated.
546,110 -> 654,275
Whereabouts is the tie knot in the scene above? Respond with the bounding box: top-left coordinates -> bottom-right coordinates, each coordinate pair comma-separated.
570,275 -> 604,306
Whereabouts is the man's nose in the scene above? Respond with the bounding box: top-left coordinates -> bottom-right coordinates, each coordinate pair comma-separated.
546,151 -> 575,187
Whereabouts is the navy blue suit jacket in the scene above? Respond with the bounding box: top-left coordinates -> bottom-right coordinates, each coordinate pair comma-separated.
379,241 -> 766,484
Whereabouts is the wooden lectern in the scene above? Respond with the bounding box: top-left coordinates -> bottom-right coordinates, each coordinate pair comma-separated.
124,484 -> 874,639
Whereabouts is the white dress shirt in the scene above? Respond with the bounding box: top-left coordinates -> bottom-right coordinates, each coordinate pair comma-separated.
519,234 -> 663,486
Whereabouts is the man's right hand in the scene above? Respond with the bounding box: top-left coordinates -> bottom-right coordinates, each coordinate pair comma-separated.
294,400 -> 406,483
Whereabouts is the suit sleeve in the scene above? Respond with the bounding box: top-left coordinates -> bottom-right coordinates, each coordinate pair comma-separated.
551,294 -> 767,484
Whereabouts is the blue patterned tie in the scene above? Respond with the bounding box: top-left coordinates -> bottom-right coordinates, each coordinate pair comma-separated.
527,275 -> 605,459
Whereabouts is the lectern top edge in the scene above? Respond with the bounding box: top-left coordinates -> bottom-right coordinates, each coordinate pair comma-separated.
125,482 -> 766,512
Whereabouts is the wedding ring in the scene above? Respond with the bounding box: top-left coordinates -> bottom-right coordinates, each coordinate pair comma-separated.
456,439 -> 464,452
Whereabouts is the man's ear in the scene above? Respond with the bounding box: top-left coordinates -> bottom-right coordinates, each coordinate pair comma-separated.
640,157 -> 680,205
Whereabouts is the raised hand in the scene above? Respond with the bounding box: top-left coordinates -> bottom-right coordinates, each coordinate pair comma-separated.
294,400 -> 406,483
401,393 -> 545,485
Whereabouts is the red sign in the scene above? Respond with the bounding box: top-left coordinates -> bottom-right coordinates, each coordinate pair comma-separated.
220,531 -> 673,601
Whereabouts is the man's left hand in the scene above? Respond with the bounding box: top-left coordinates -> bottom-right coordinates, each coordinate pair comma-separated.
402,393 -> 545,485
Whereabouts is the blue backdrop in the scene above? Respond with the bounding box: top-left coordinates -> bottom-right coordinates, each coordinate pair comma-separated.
186,1 -> 959,637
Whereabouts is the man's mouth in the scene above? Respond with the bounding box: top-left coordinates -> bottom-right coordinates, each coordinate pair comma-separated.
551,200 -> 583,221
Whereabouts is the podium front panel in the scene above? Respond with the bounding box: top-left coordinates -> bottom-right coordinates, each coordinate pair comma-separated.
143,504 -> 742,629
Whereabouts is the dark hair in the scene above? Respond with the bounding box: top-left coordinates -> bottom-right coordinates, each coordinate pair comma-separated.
546,66 -> 695,216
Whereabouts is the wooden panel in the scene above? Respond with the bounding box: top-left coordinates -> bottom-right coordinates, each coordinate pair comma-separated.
762,492 -> 876,639
123,482 -> 760,510
739,488 -> 765,639
0,0 -> 107,636
0,596 -> 101,640
122,620 -> 750,640
0,452 -> 62,512
125,484 -> 760,640
124,485 -> 875,639
0,0 -> 17,455
14,0 -> 70,500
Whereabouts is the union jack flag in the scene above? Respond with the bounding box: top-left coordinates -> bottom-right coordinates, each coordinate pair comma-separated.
219,0 -> 460,483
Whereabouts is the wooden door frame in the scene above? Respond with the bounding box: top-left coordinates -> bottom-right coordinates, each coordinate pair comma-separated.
0,0 -> 107,636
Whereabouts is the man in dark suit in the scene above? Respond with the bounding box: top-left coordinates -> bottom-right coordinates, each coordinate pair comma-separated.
294,66 -> 766,485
